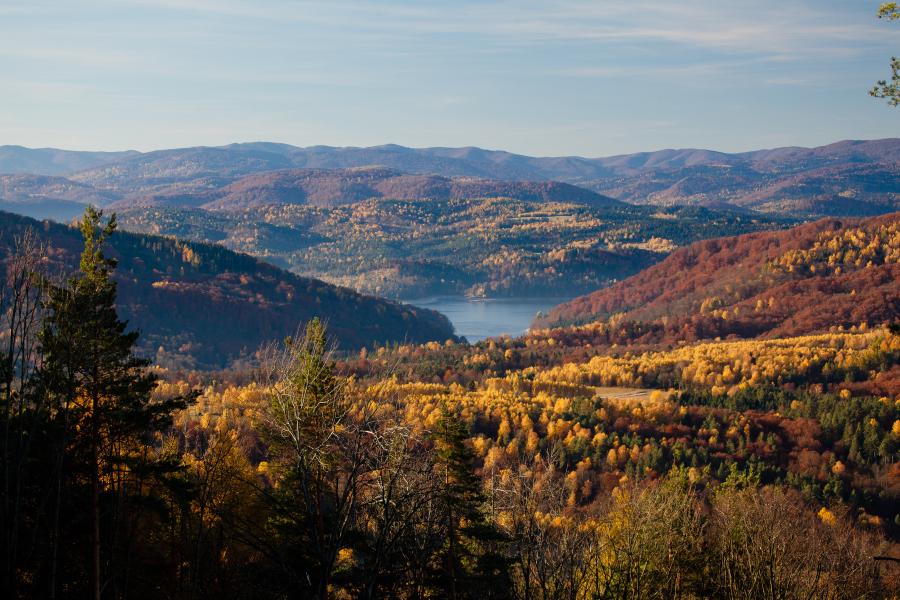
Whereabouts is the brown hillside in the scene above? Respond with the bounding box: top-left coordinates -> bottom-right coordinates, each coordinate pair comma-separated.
108,167 -> 621,211
0,211 -> 456,370
533,213 -> 900,341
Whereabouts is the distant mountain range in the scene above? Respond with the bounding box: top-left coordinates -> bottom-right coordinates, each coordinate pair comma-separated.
4,139 -> 893,182
4,138 -> 900,219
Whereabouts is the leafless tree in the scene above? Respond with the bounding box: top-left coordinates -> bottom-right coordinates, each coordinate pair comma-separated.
490,450 -> 594,600
0,228 -> 52,598
708,487 -> 890,600
350,412 -> 444,600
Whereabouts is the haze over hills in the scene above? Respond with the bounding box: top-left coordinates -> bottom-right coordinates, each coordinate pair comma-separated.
0,145 -> 138,175
0,174 -> 123,220
106,167 -> 620,211
5,139 -> 900,220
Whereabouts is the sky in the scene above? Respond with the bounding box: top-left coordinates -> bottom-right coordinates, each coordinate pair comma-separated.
3,0 -> 900,157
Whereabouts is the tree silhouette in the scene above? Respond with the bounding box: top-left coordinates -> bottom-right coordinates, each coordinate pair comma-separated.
40,206 -> 192,599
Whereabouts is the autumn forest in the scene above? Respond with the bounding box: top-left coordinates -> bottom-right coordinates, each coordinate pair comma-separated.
10,0 -> 900,597
0,197 -> 898,600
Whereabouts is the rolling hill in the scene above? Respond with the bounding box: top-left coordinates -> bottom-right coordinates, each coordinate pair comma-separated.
106,167 -> 621,211
533,212 -> 900,342
0,211 -> 456,370
113,200 -> 790,300
7,139 -> 900,219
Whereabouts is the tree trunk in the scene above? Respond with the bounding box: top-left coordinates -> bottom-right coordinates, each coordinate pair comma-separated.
91,385 -> 101,600
48,467 -> 61,599
448,521 -> 456,600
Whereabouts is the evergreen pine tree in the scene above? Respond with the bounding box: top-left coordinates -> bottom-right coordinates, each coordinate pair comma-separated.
430,403 -> 510,600
40,207 -> 193,599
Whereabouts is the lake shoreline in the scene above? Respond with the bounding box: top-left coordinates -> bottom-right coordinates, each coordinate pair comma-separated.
400,296 -> 574,342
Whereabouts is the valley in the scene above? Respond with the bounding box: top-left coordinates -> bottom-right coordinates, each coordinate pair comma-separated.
5,141 -> 900,597
113,199 -> 788,301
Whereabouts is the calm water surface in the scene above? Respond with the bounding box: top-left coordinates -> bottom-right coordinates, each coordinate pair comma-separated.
403,297 -> 573,342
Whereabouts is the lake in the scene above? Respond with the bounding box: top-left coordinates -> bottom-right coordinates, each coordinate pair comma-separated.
402,297 -> 573,342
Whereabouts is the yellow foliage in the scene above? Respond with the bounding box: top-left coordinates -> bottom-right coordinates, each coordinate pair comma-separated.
818,508 -> 837,525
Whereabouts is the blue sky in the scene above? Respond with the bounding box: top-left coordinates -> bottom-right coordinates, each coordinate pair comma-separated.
3,0 -> 900,156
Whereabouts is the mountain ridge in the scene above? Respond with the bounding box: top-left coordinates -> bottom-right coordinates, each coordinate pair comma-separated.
6,139 -> 900,219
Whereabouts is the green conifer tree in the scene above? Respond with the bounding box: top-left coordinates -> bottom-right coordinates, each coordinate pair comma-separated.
40,207 -> 192,599
430,403 -> 510,600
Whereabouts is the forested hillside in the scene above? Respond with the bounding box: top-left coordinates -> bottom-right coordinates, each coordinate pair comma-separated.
4,206 -> 900,600
0,211 -> 455,369
534,213 -> 900,339
115,200 -> 789,299
311,315 -> 900,521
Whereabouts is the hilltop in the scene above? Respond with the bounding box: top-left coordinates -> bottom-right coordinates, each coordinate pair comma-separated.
0,211 -> 455,370
106,167 -> 621,211
6,139 -> 900,219
533,213 -> 900,342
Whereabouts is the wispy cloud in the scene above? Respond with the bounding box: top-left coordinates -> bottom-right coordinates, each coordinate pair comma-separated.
3,0 -> 900,154
16,0 -> 891,53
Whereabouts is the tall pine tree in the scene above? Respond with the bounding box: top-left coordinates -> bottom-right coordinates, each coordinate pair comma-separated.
40,207 -> 192,599
430,403 -> 510,600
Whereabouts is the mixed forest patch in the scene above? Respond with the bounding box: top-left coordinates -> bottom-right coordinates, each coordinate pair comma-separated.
116,200 -> 790,299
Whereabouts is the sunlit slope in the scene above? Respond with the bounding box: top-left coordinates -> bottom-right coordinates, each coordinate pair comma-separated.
534,213 -> 900,339
115,201 -> 790,299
